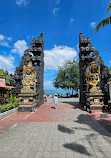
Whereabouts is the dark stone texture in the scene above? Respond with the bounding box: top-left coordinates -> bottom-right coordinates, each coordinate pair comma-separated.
13,33 -> 44,107
79,33 -> 110,106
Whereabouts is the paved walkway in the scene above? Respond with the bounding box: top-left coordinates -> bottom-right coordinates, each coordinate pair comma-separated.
0,97 -> 111,158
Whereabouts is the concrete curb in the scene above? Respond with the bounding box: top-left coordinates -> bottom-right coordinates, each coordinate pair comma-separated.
0,107 -> 18,120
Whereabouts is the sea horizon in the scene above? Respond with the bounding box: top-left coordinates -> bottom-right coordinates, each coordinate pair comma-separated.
44,89 -> 77,97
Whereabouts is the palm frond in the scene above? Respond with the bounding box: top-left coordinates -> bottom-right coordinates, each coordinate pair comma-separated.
107,2 -> 111,13
94,16 -> 111,33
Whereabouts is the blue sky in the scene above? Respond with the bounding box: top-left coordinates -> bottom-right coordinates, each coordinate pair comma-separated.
0,0 -> 111,90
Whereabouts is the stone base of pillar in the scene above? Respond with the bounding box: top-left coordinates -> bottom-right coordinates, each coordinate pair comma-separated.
18,103 -> 37,112
85,104 -> 103,113
90,104 -> 103,111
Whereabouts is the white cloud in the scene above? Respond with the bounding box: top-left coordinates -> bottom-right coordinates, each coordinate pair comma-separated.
91,22 -> 96,28
70,18 -> 75,23
44,81 -> 55,90
0,34 -> 11,47
11,40 -> 28,57
0,35 -> 4,40
0,55 -> 15,74
6,37 -> 12,41
44,72 -> 54,76
0,41 -> 9,47
16,0 -> 29,6
44,45 -> 77,70
55,0 -> 60,4
52,8 -> 59,15
44,81 -> 51,87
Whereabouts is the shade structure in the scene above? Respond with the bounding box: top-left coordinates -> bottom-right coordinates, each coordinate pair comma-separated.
0,82 -> 14,89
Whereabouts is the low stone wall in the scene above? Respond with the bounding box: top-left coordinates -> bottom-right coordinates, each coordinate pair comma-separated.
0,107 -> 18,120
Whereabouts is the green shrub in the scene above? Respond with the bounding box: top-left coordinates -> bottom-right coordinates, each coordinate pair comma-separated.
0,97 -> 19,113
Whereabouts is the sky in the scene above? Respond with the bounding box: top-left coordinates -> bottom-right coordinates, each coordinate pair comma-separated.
0,0 -> 111,90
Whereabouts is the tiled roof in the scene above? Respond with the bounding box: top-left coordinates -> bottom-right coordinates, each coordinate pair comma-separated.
0,82 -> 14,88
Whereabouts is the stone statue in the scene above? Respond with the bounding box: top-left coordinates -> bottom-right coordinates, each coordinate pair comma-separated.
18,62 -> 37,105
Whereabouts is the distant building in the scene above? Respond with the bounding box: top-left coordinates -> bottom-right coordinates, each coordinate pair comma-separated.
0,76 -> 14,104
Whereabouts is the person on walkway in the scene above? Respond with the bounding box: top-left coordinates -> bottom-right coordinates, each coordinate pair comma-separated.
44,94 -> 47,103
53,94 -> 58,109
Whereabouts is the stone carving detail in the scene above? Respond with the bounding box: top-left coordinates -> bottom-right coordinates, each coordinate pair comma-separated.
86,62 -> 104,106
86,62 -> 101,92
21,62 -> 37,94
18,62 -> 38,105
79,33 -> 110,108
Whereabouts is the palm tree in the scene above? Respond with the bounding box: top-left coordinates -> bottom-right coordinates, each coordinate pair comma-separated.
95,2 -> 111,32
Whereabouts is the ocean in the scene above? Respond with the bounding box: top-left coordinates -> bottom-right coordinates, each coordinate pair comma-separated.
44,89 -> 77,97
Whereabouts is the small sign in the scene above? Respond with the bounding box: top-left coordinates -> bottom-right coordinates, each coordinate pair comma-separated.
94,99 -> 99,102
87,98 -> 90,101
24,99 -> 28,103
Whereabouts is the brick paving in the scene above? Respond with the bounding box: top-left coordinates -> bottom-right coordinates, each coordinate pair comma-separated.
0,97 -> 111,158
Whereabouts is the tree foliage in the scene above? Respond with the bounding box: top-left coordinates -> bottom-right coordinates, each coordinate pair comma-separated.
107,2 -> 111,13
109,66 -> 111,74
53,59 -> 79,92
95,2 -> 111,33
0,69 -> 12,85
0,69 -> 8,76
